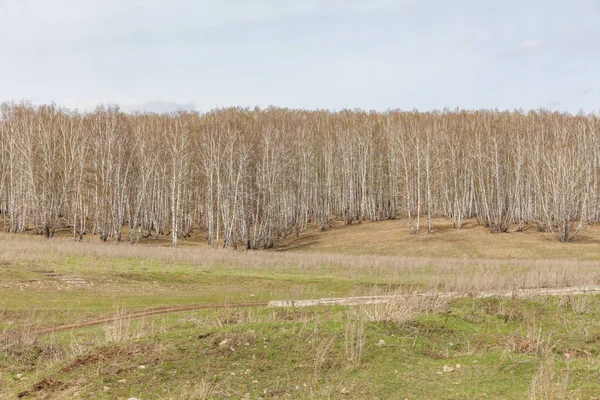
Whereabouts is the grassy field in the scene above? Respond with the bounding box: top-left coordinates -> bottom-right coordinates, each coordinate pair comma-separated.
2,219 -> 600,398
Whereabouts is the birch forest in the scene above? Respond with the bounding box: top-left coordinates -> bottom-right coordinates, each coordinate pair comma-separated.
1,102 -> 598,246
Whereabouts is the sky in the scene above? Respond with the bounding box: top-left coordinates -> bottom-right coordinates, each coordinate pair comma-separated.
1,0 -> 599,113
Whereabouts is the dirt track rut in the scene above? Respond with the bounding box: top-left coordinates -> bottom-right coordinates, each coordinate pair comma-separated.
2,285 -> 600,339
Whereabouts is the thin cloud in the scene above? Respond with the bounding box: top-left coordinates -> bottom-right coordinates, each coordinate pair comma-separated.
121,101 -> 197,114
55,99 -> 197,113
520,39 -> 544,50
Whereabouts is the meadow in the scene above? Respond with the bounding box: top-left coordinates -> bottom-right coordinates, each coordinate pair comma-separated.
2,219 -> 600,399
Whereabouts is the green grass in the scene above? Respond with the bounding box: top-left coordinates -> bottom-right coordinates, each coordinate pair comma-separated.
0,253 -> 399,332
4,297 -> 600,399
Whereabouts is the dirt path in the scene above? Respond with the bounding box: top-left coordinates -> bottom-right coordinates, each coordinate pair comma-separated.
268,285 -> 600,307
0,302 -> 268,339
2,285 -> 600,339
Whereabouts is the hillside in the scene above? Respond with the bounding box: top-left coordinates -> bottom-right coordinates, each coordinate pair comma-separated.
2,221 -> 600,398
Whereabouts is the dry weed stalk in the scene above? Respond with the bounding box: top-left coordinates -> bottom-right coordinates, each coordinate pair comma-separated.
528,356 -> 576,400
103,307 -> 166,344
313,336 -> 336,379
344,317 -> 366,367
504,317 -> 558,360
359,294 -> 449,325
1,311 -> 43,364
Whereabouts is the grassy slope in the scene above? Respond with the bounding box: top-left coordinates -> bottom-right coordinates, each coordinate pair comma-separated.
2,219 -> 600,398
277,218 -> 600,260
5,298 -> 600,399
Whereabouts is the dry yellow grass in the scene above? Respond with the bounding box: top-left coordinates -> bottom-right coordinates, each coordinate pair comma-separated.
2,218 -> 600,295
277,218 -> 600,260
10,217 -> 600,260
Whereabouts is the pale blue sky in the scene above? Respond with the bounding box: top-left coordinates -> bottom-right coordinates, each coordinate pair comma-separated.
1,0 -> 599,113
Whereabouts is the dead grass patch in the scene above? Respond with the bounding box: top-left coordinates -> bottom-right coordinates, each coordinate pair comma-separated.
528,356 -> 577,400
357,294 -> 449,326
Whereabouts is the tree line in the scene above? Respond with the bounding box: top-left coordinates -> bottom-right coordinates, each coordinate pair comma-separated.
0,102 -> 598,246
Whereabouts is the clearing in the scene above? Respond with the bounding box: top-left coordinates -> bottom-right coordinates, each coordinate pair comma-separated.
1,218 -> 600,399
